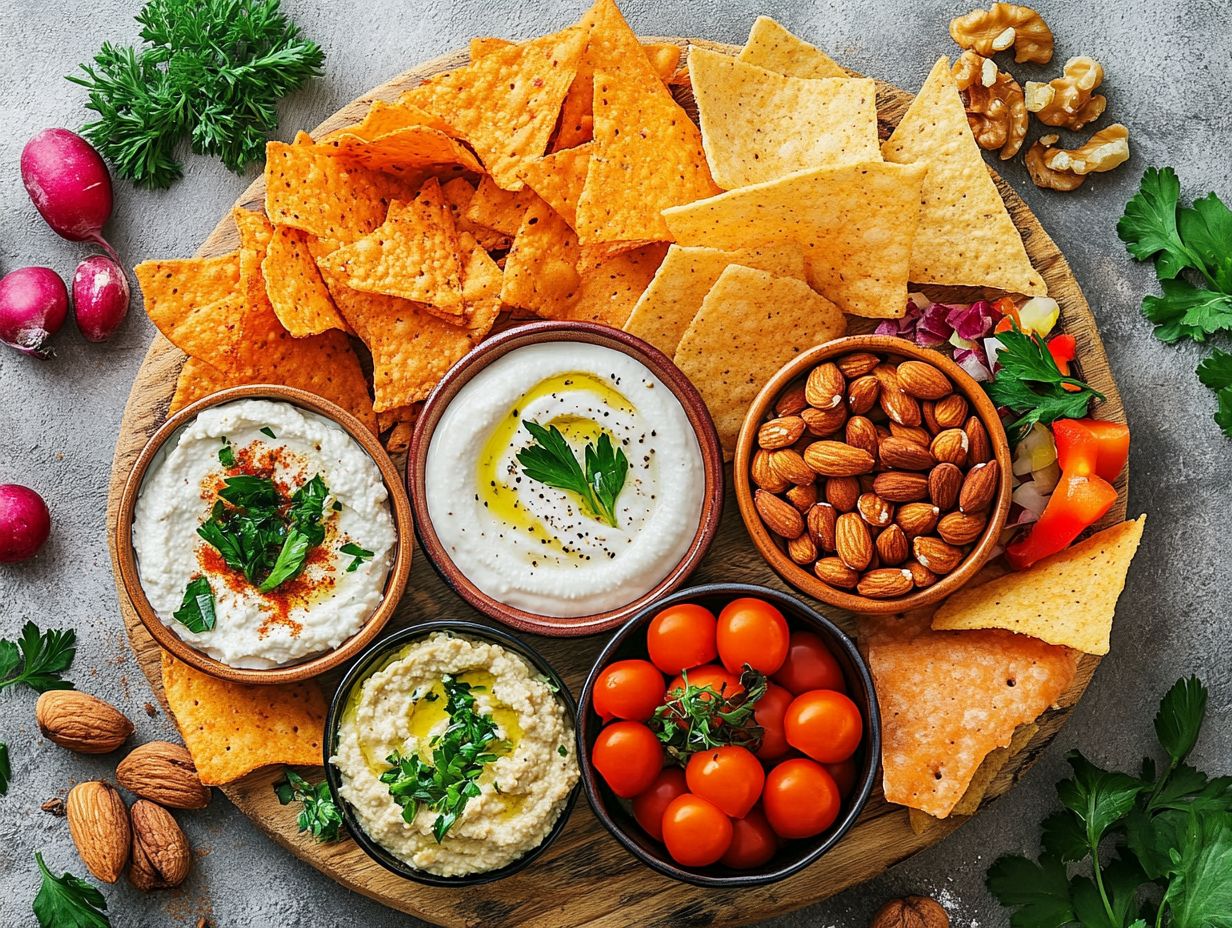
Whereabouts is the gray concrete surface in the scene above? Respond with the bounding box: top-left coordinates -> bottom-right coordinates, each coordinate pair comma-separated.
1,0 -> 1229,925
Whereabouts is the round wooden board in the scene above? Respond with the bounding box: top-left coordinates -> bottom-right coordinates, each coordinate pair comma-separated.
107,38 -> 1128,928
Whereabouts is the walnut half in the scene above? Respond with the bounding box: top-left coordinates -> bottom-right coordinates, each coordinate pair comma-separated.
1025,125 -> 1131,191
952,50 -> 1028,160
949,3 -> 1053,64
1025,57 -> 1107,130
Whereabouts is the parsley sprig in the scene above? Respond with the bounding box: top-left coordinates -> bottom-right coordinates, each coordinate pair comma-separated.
172,577 -> 216,633
32,852 -> 110,928
273,769 -> 343,842
650,667 -> 767,766
986,326 -> 1104,442
987,676 -> 1232,928
516,421 -> 629,528
380,676 -> 510,843
0,623 -> 77,694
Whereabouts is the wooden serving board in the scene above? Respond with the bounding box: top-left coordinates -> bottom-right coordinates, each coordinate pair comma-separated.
106,39 -> 1128,928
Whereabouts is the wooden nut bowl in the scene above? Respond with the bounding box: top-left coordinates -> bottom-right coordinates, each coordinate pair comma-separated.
733,334 -> 1013,615
114,384 -> 414,685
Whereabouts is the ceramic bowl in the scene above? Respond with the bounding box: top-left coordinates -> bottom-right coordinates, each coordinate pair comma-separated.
114,384 -> 413,685
734,335 -> 1013,615
408,320 -> 725,637
576,583 -> 880,887
322,621 -> 581,887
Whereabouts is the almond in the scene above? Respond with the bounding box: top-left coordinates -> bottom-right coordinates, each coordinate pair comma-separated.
876,524 -> 910,565
922,400 -> 942,435
836,351 -> 880,378
807,503 -> 838,551
879,436 -> 935,471
751,449 -> 790,493
857,568 -> 915,599
758,415 -> 806,450
775,383 -> 809,417
872,362 -> 902,392
116,742 -> 210,810
805,362 -> 845,410
801,404 -> 847,436
934,393 -> 970,430
880,387 -> 923,427
825,475 -> 861,512
896,360 -> 952,400
938,510 -> 988,545
804,441 -> 875,477
847,375 -> 880,415
929,428 -> 970,467
786,483 -> 818,512
965,415 -> 992,463
67,781 -> 131,883
906,559 -> 938,589
928,462 -> 963,511
888,422 -> 933,447
755,489 -> 805,538
912,536 -> 964,575
815,557 -> 860,589
959,460 -> 1000,513
896,502 -> 941,537
128,800 -> 191,891
856,492 -> 894,528
835,512 -> 873,571
766,448 -> 815,486
872,471 -> 929,503
844,416 -> 879,457
786,532 -> 818,566
36,691 -> 134,755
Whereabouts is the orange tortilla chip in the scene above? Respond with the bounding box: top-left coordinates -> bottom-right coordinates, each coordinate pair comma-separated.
501,198 -> 582,318
470,36 -> 512,58
737,16 -> 846,79
322,125 -> 482,177
458,232 -> 504,340
263,225 -> 348,336
440,178 -> 511,252
135,253 -> 244,368
319,100 -> 453,142
161,653 -> 326,786
465,176 -> 537,238
566,242 -> 667,328
518,143 -> 591,229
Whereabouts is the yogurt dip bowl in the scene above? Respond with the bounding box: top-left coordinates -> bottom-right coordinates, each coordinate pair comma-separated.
116,385 -> 413,685
409,321 -> 724,637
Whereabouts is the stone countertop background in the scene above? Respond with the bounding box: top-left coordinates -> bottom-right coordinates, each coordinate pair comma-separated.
0,0 -> 1229,925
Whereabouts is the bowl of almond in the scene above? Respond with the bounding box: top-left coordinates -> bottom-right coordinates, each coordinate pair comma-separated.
734,335 -> 1013,614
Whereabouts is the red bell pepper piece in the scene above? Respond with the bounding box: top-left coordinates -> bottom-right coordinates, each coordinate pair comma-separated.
1047,333 -> 1076,374
1053,418 -> 1130,483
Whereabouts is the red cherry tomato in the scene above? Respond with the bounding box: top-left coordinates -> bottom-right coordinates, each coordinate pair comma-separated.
716,598 -> 789,675
632,767 -> 687,842
773,631 -> 846,695
825,758 -> 859,798
591,721 -> 663,798
754,683 -> 793,762
661,794 -> 733,867
666,664 -> 743,704
763,759 -> 841,839
592,659 -> 666,722
646,603 -> 718,674
721,807 -> 779,869
685,746 -> 766,818
784,690 -> 863,763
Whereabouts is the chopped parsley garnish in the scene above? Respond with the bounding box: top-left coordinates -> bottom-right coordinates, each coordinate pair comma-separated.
218,441 -> 236,467
260,427 -> 277,439
515,420 -> 629,528
259,475 -> 328,591
0,623 -> 76,694
331,500 -> 343,512
172,577 -> 216,633
340,542 -> 374,572
32,851 -> 110,928
985,326 -> 1104,442
380,676 -> 510,843
650,666 -> 767,766
273,769 -> 342,842
557,745 -> 568,757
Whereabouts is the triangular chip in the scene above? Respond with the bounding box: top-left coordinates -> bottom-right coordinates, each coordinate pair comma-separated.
689,47 -> 880,188
623,243 -> 807,357
470,36 -> 512,59
663,162 -> 926,318
403,26 -> 586,189
135,253 -> 243,368
322,124 -> 482,177
161,653 -> 327,786
882,56 -> 1046,295
458,232 -> 504,340
674,266 -> 846,453
263,225 -> 348,336
319,99 -> 453,142
501,197 -> 582,318
518,143 -> 592,229
567,243 -> 668,328
932,516 -> 1145,655
465,176 -> 538,238
737,17 -> 846,79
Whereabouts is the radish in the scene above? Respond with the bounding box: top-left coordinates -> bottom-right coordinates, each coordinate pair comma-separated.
21,128 -> 119,263
0,267 -> 69,358
0,484 -> 51,563
73,255 -> 130,342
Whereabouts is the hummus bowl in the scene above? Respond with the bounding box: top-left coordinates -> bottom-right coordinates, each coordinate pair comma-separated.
409,321 -> 725,637
115,385 -> 413,685
324,621 -> 581,886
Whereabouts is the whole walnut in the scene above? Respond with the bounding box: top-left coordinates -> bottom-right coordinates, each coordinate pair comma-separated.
870,895 -> 949,928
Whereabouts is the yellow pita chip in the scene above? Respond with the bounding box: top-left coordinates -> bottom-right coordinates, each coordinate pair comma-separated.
161,653 -> 326,786
932,516 -> 1145,655
320,99 -> 453,142
689,48 -> 880,189
883,56 -> 1046,295
663,162 -> 926,318
323,124 -> 482,177
623,243 -> 807,357
737,16 -> 846,79
518,143 -> 592,229
440,178 -> 511,252
674,266 -> 846,453
135,253 -> 244,368
501,197 -> 582,318
317,180 -> 464,315
262,225 -> 348,336
567,243 -> 668,328
403,26 -> 586,189
466,175 -> 538,237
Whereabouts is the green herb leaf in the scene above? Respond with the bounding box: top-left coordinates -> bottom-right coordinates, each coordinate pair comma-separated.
585,431 -> 630,527
1058,751 -> 1146,853
557,745 -> 568,757
986,852 -> 1076,928
1041,809 -> 1089,862
273,769 -> 342,842
1197,350 -> 1232,438
516,421 -> 628,527
172,577 -> 216,633
649,666 -> 767,766
340,542 -> 374,572
1159,811 -> 1232,928
32,852 -> 110,928
1155,676 -> 1208,769
985,327 -> 1104,441
259,529 -> 312,590
260,475 -> 329,590
1117,167 -> 1199,280
1141,278 -> 1232,344
218,441 -> 236,467
0,743 -> 10,796
0,623 -> 77,694
260,426 -> 277,439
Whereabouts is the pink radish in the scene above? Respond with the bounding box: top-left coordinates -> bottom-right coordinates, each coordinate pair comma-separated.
21,128 -> 119,263
0,484 -> 51,563
0,267 -> 69,358
73,255 -> 130,342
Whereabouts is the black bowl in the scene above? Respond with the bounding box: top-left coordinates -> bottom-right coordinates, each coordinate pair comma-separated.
576,583 -> 881,888
323,621 -> 581,887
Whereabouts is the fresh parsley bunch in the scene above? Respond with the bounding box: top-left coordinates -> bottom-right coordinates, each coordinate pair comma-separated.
273,769 -> 343,842
988,676 -> 1232,928
650,667 -> 767,767
68,0 -> 325,188
32,852 -> 110,928
516,421 -> 630,528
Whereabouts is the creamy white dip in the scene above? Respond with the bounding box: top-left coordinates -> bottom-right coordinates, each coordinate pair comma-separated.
331,632 -> 577,876
132,399 -> 396,669
424,342 -> 706,617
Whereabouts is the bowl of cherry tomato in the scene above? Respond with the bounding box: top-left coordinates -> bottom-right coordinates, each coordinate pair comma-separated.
575,582 -> 880,887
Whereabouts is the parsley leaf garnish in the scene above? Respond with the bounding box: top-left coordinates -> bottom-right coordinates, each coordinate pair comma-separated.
218,441 -> 236,467
515,421 -> 629,527
0,743 -> 10,796
260,427 -> 277,439
985,326 -> 1104,441
273,769 -> 343,842
259,475 -> 328,591
1197,350 -> 1232,437
0,623 -> 76,694
650,667 -> 767,766
340,542 -> 374,572
172,577 -> 216,633
32,851 -> 110,928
